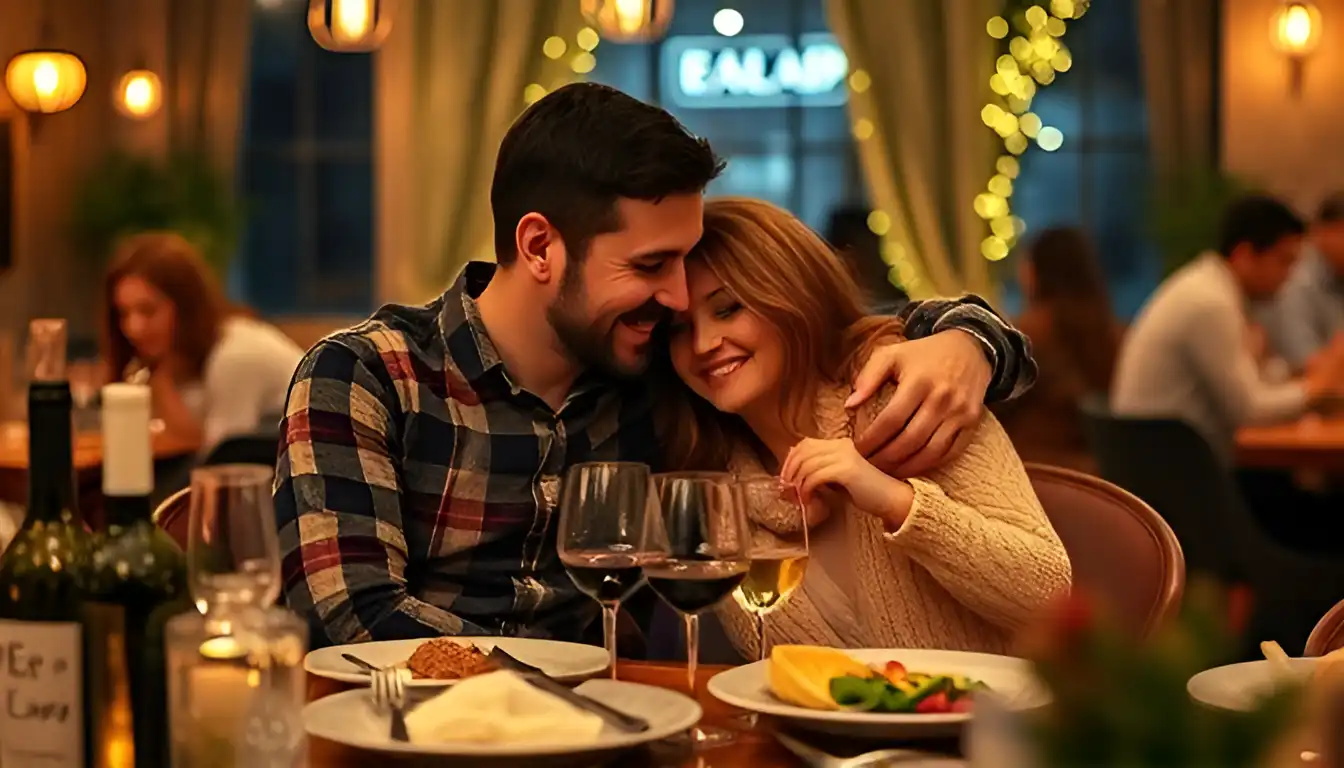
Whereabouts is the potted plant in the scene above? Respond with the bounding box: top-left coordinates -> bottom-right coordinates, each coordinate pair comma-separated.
69,151 -> 243,273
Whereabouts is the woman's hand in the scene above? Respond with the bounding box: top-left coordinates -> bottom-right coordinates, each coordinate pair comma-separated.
780,438 -> 914,528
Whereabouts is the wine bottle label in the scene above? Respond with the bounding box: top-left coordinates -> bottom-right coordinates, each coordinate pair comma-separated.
0,619 -> 84,768
84,604 -> 132,768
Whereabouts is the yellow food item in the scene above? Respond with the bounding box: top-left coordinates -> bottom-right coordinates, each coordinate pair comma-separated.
768,645 -> 874,710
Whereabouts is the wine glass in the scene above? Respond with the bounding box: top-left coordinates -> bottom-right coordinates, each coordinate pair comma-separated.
557,461 -> 654,679
733,475 -> 810,663
187,464 -> 282,630
645,471 -> 753,748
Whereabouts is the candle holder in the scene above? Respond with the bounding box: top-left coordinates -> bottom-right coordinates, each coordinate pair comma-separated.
166,606 -> 308,767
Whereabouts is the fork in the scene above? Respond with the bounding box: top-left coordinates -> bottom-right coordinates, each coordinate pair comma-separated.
370,665 -> 411,742
773,731 -> 964,768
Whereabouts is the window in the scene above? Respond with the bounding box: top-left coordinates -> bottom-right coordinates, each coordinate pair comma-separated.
589,0 -> 865,232
238,0 -> 375,315
1004,0 -> 1154,317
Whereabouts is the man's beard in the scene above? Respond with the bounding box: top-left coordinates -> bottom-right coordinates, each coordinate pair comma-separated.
546,267 -> 659,379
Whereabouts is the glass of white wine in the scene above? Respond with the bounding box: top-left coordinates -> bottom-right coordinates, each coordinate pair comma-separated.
732,475 -> 810,663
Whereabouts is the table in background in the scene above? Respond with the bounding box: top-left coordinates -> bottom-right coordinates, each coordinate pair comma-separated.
1237,417 -> 1344,471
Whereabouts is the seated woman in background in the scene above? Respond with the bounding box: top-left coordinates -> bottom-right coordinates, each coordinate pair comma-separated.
102,232 -> 304,451
993,228 -> 1121,474
656,198 -> 1071,656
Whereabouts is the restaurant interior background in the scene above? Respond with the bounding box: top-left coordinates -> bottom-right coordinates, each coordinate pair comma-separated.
0,0 -> 1340,344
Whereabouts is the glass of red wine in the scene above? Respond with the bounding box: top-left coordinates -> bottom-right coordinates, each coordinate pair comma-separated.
645,471 -> 753,748
558,461 -> 655,680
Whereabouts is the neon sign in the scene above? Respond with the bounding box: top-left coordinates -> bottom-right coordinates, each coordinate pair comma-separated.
662,34 -> 849,109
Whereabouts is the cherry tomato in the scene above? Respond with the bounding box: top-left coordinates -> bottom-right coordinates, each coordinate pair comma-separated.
915,691 -> 950,714
882,660 -> 907,684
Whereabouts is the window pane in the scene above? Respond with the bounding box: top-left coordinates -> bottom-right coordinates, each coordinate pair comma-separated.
313,159 -> 375,311
245,3 -> 303,143
240,153 -> 300,314
314,48 -> 373,142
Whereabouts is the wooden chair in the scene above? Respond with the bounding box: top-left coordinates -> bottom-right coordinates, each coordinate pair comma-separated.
152,486 -> 192,550
1305,599 -> 1344,656
1025,463 -> 1186,639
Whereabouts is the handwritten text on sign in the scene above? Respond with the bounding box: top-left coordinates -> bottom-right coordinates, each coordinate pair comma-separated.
0,622 -> 84,767
663,34 -> 849,110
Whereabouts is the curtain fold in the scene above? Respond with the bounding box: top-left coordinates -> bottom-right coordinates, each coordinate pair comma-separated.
826,0 -> 1000,299
164,0 -> 253,185
1137,0 -> 1218,181
381,0 -> 585,303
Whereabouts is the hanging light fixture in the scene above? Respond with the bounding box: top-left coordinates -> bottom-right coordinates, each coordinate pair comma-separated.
308,0 -> 396,52
114,68 -> 162,119
1269,1 -> 1323,98
580,0 -> 676,43
4,2 -> 86,115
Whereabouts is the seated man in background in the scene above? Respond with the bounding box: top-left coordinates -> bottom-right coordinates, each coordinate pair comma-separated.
1262,192 -> 1344,371
1113,195 -> 1344,553
275,83 -> 1039,648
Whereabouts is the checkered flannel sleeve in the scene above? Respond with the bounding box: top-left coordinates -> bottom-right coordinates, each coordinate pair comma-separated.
273,340 -> 490,644
899,296 -> 1038,403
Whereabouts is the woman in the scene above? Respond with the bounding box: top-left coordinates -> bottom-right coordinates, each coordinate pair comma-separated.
102,232 -> 304,451
993,228 -> 1122,473
657,198 -> 1071,656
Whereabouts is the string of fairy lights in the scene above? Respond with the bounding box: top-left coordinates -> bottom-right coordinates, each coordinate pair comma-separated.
523,26 -> 602,107
975,0 -> 1090,262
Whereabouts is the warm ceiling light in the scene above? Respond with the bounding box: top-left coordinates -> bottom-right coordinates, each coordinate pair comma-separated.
1271,1 -> 1322,56
580,0 -> 676,43
4,49 -> 86,114
114,69 -> 162,119
308,0 -> 395,52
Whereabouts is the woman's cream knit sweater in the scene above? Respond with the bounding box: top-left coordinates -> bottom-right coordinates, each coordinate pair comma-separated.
717,383 -> 1073,657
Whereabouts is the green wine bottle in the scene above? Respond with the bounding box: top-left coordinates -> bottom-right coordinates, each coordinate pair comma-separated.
86,383 -> 189,768
0,319 -> 95,768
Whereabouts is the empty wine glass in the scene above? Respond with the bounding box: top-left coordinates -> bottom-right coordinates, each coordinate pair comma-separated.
557,462 -> 654,679
733,475 -> 810,663
645,471 -> 752,748
188,465 -> 282,629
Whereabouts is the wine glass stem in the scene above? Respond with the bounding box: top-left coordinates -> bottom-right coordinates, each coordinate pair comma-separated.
755,612 -> 766,663
601,602 -> 620,680
684,612 -> 700,696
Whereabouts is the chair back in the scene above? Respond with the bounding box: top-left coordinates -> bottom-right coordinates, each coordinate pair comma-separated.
153,486 -> 191,550
203,433 -> 279,467
1306,599 -> 1344,657
1025,463 -> 1185,638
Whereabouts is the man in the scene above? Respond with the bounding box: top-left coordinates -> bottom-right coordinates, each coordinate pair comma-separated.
275,83 -> 1037,647
1262,192 -> 1344,370
1113,195 -> 1339,463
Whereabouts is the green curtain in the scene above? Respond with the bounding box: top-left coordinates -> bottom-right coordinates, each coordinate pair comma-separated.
826,0 -> 1000,299
389,0 -> 586,302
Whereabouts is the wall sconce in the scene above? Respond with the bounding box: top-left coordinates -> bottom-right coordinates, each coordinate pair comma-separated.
114,69 -> 162,119
308,0 -> 395,53
3,1 -> 85,118
1270,1 -> 1322,98
580,0 -> 676,43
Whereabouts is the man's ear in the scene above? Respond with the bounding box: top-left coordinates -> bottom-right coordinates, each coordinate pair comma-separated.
516,213 -> 560,284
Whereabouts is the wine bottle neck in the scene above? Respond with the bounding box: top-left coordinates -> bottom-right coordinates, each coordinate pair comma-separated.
103,494 -> 152,527
26,381 -> 78,522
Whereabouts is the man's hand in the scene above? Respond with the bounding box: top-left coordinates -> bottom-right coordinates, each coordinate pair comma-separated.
848,330 -> 992,476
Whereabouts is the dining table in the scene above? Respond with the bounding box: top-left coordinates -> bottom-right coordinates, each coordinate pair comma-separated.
305,660 -> 968,767
1237,416 -> 1344,471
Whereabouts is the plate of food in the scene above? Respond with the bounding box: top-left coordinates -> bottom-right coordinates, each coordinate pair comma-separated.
303,670 -> 702,758
706,646 -> 1048,738
1187,641 -> 1322,712
304,637 -> 611,687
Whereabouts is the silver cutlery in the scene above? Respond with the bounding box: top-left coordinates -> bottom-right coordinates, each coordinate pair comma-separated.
369,665 -> 411,742
341,652 -> 379,673
774,731 -> 965,768
486,646 -> 651,733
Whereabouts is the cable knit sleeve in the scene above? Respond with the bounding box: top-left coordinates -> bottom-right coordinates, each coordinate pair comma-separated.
856,392 -> 1073,631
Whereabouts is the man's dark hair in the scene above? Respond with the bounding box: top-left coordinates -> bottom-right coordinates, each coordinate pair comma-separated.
1217,194 -> 1305,258
1317,191 -> 1344,224
490,83 -> 725,265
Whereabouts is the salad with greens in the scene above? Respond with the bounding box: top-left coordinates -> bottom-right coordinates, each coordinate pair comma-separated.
829,661 -> 990,714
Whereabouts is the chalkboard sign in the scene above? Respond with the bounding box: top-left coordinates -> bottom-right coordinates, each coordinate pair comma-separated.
0,118 -> 10,271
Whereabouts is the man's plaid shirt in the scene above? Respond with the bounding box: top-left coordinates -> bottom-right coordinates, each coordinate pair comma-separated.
274,262 -> 1037,646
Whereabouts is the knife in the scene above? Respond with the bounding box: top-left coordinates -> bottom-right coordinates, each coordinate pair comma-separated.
486,646 -> 651,733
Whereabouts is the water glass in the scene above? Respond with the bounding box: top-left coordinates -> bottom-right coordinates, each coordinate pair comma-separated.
187,465 -> 282,623
166,606 -> 308,767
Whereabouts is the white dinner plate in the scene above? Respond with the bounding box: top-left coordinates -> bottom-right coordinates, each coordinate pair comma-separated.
304,637 -> 611,688
303,679 -> 702,758
707,648 -> 1048,739
1186,657 -> 1317,712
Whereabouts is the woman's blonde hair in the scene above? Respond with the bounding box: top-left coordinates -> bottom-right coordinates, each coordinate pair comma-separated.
656,197 -> 903,470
